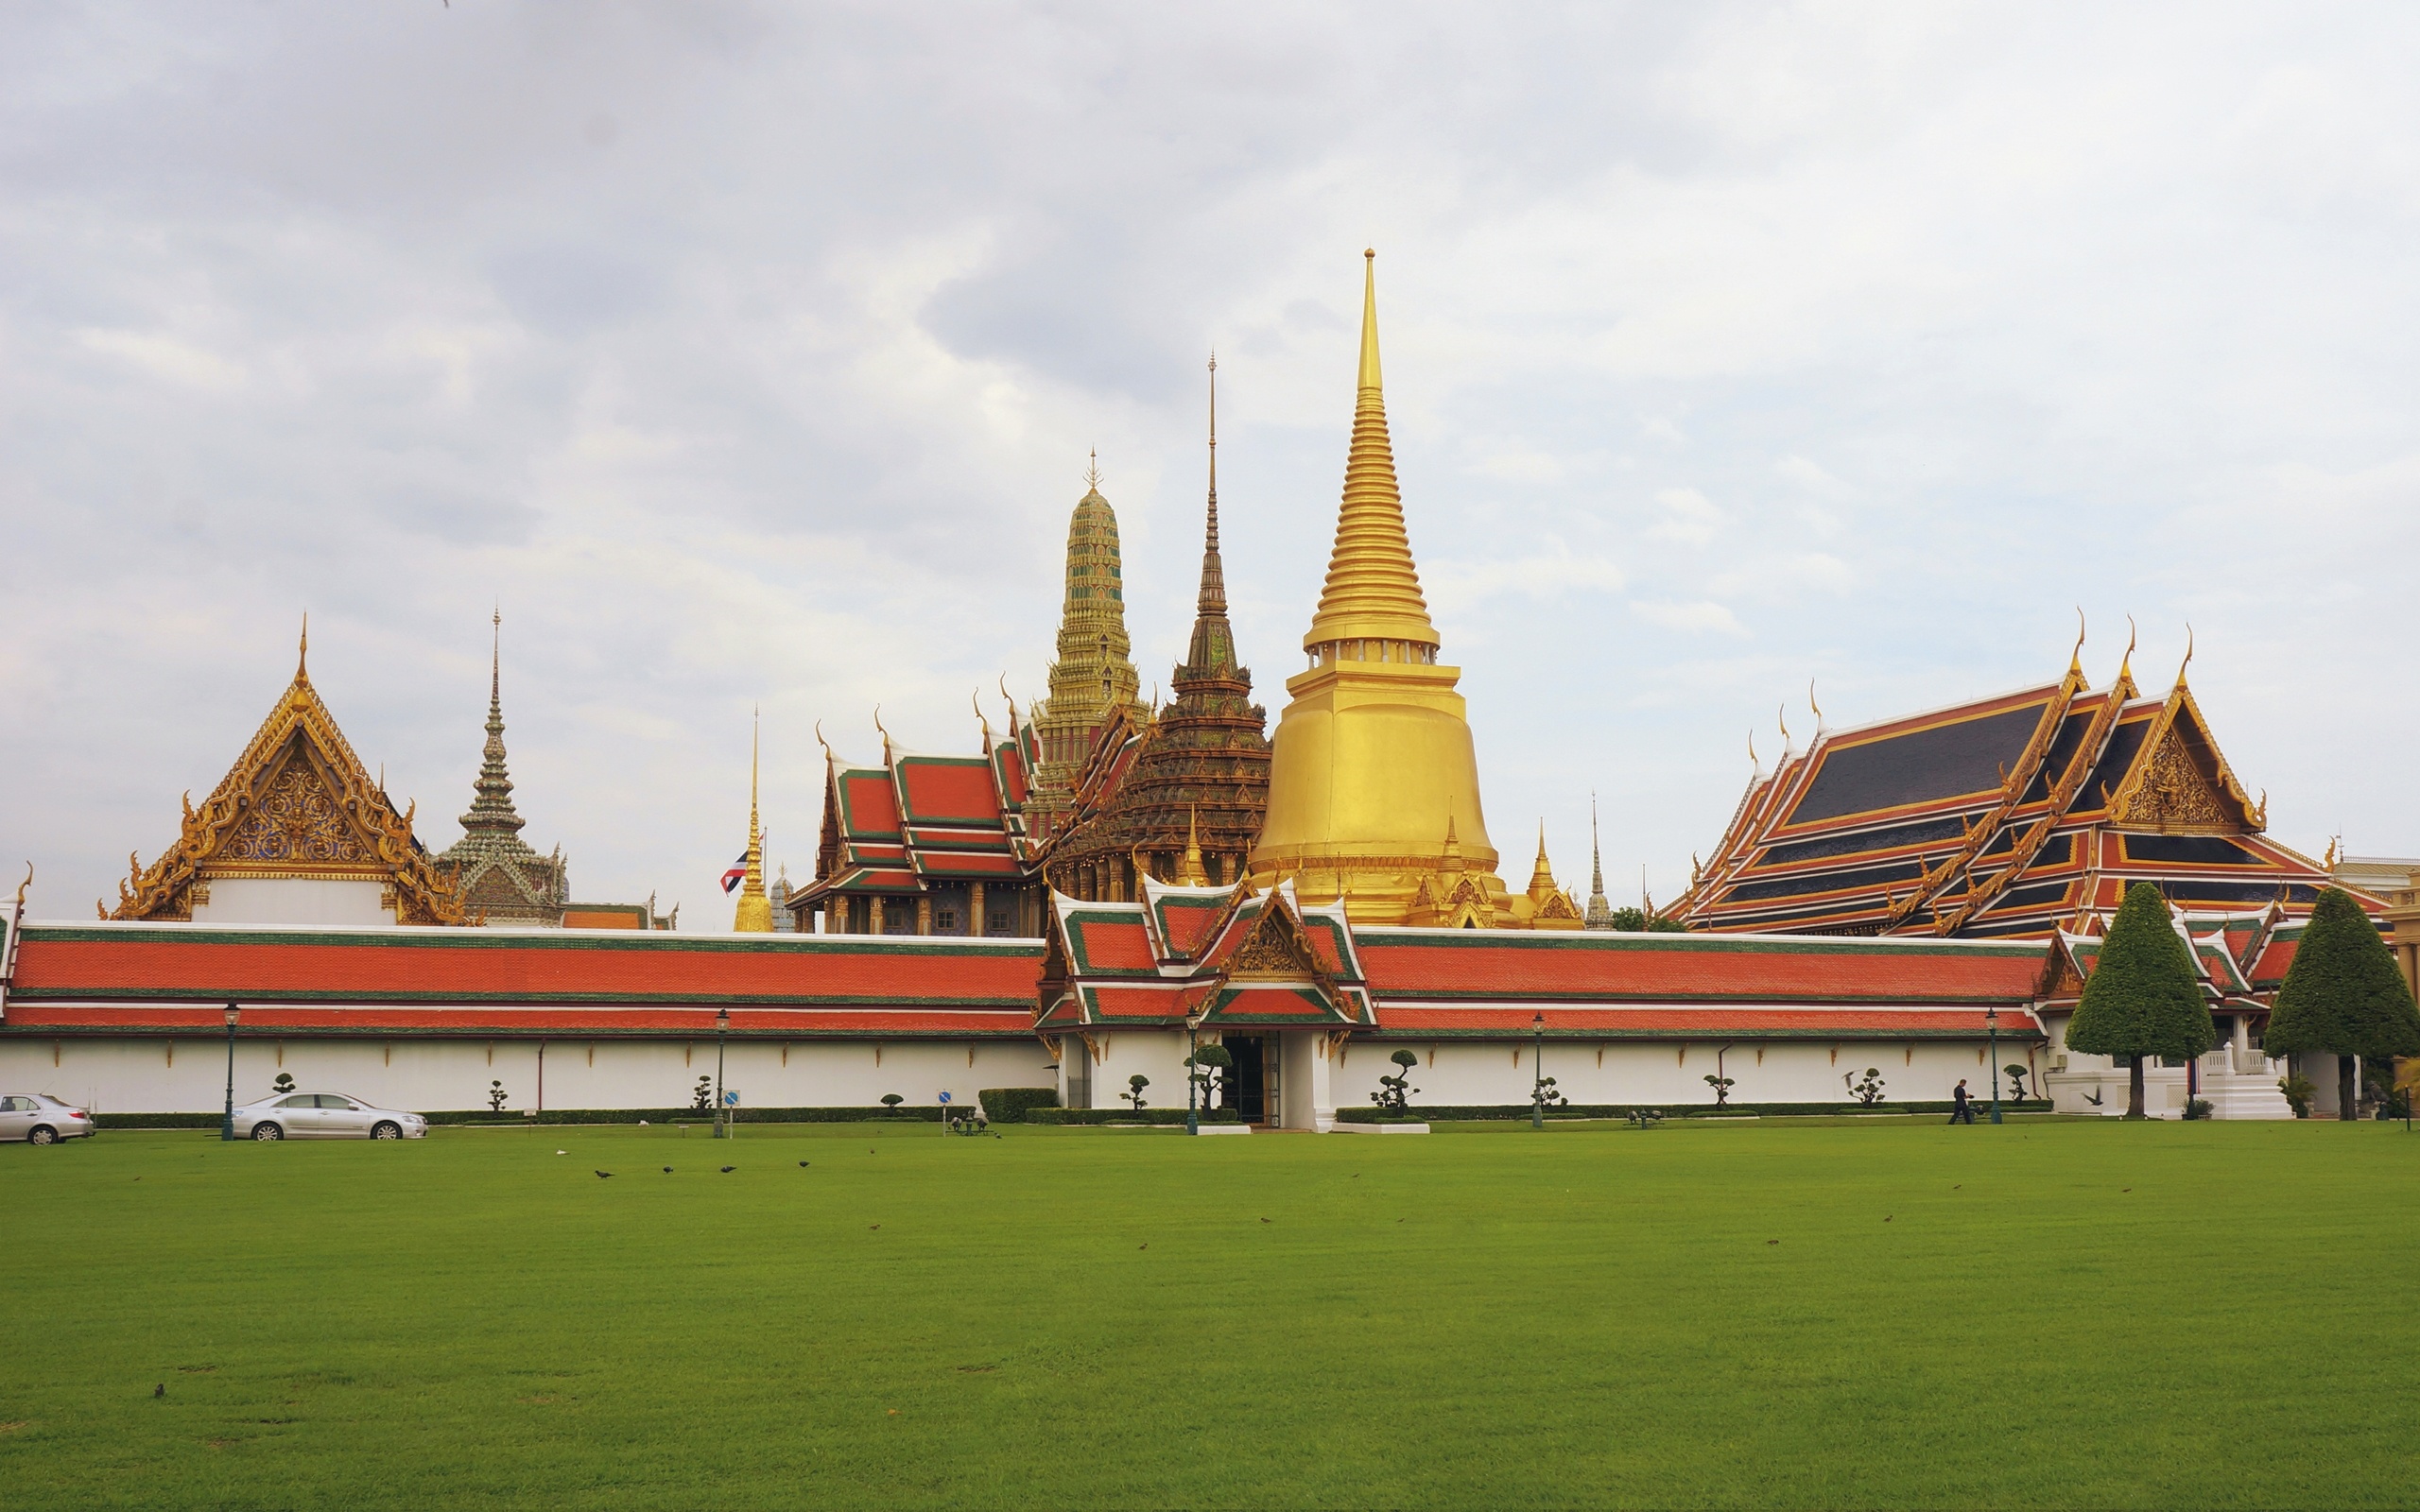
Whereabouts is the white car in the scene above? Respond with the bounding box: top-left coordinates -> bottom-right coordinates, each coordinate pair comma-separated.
233,1092 -> 426,1141
0,1093 -> 96,1144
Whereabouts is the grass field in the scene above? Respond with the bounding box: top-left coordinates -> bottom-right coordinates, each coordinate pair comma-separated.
3,1118 -> 2414,1509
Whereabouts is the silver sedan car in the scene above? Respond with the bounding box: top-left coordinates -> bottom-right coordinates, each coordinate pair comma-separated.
233,1092 -> 426,1141
0,1093 -> 96,1144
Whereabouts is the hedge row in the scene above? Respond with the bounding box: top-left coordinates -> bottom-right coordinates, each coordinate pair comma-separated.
93,1106 -> 951,1130
978,1087 -> 1062,1123
1336,1099 -> 2057,1123
1025,1108 -> 1244,1126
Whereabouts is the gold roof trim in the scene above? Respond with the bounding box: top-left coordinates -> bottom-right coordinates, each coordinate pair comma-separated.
110,646 -> 464,925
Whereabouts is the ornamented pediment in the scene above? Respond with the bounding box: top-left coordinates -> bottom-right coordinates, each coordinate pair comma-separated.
109,634 -> 464,925
1222,896 -> 1322,979
2106,686 -> 2262,833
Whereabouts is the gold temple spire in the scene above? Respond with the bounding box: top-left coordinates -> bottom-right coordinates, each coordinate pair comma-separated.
1529,821 -> 1554,890
1303,249 -> 1441,653
1180,807 -> 1208,886
734,708 -> 773,932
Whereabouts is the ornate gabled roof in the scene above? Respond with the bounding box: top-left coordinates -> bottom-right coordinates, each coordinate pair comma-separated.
110,626 -> 464,926
798,713 -> 1045,904
1677,634 -> 2341,940
1035,880 -> 1376,1030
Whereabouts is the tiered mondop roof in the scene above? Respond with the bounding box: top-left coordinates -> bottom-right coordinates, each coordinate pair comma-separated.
1676,633 -> 2346,938
437,617 -> 567,926
1043,358 -> 1271,894
110,625 -> 464,926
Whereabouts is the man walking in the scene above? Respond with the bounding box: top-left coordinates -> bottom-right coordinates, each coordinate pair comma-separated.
1949,1078 -> 1976,1125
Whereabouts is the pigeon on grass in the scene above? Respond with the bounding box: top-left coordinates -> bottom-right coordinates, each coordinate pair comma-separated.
596,1171 -> 614,1179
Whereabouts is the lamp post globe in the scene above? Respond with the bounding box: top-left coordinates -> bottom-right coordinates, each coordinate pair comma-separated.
714,1008 -> 731,1140
1986,1005 -> 2002,1125
220,1002 -> 240,1142
1531,1013 -> 1547,1129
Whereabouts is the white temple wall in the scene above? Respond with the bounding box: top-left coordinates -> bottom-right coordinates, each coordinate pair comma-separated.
188,879 -> 397,927
1062,1031 -> 1194,1115
1327,1039 -> 2034,1111
0,1036 -> 1055,1115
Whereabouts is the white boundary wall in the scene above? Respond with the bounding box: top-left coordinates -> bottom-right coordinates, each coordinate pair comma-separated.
0,1035 -> 1058,1115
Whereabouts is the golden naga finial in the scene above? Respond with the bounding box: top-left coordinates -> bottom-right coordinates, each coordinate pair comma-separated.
2176,623 -> 2194,687
1747,730 -> 1759,769
2323,834 -> 2341,871
972,692 -> 993,751
1808,678 -> 1823,728
997,674 -> 1020,733
873,705 -> 890,762
12,861 -> 30,910
2068,607 -> 2086,679
1777,703 -> 1790,749
297,612 -> 310,680
2119,614 -> 2136,684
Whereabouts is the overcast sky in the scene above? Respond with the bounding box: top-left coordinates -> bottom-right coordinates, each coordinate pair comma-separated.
7,3 -> 2417,926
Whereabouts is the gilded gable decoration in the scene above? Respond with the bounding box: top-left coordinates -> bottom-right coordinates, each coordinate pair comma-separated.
1224,893 -> 1323,979
109,625 -> 465,925
2105,685 -> 2262,833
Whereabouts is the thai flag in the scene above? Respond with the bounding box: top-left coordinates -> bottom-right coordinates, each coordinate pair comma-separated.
720,847 -> 751,894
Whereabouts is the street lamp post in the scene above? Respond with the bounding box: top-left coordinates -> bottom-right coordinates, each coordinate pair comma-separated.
221,1002 -> 240,1142
714,1007 -> 730,1140
1531,1013 -> 1547,1129
1986,1005 -> 2002,1125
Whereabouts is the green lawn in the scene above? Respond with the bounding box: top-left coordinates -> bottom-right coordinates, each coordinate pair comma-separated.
3,1119 -> 2413,1509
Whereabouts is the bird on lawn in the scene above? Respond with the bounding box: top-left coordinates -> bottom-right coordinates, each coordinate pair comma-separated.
595,1170 -> 613,1178
663,1166 -> 673,1174
154,1383 -> 164,1398
720,1165 -> 735,1174
798,1160 -> 811,1167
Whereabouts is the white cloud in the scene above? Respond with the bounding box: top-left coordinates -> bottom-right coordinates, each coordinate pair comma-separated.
1631,598 -> 1747,637
74,328 -> 249,392
1649,486 -> 1724,545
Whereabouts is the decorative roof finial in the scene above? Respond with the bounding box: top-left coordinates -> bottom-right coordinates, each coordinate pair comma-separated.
973,691 -> 993,751
1748,729 -> 1759,770
873,705 -> 891,763
1778,703 -> 1791,751
2119,614 -> 2136,685
1180,806 -> 1207,886
1084,449 -> 1102,493
297,612 -> 310,680
2069,607 -> 2086,679
997,674 -> 1021,734
2177,623 -> 2194,687
1808,678 -> 1824,730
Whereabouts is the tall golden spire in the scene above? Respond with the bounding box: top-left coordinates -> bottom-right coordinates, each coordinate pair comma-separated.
1304,250 -> 1440,653
734,709 -> 773,932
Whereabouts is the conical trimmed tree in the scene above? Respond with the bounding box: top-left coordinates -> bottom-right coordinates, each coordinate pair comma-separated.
2066,882 -> 2218,1118
2264,886 -> 2420,1121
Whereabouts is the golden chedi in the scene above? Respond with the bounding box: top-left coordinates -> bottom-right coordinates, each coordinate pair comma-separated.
1248,251 -> 1518,925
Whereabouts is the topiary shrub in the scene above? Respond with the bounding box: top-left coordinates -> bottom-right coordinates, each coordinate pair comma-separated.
488,1080 -> 509,1112
880,1093 -> 904,1111
1703,1074 -> 1736,1108
2265,887 -> 2420,1123
1373,1049 -> 1421,1113
2066,883 -> 2216,1118
1844,1068 -> 1886,1107
691,1075 -> 714,1112
977,1088 -> 1061,1123
1121,1074 -> 1150,1111
271,1072 -> 297,1096
2005,1063 -> 2031,1105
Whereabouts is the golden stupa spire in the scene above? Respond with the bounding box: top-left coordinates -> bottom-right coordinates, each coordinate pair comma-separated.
1180,806 -> 1208,886
734,708 -> 773,932
1529,821 -> 1555,890
1303,249 -> 1440,653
